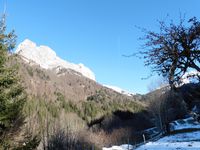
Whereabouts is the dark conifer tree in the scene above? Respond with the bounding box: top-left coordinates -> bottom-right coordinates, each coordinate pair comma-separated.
0,14 -> 26,148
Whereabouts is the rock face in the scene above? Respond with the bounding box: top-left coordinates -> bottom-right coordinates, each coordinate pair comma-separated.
15,39 -> 95,80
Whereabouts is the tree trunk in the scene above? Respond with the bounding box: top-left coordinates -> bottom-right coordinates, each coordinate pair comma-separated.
169,60 -> 177,90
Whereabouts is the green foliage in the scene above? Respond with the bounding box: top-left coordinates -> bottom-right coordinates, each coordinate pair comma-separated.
82,101 -> 98,122
87,90 -> 106,102
81,91 -> 145,124
62,100 -> 79,114
0,14 -> 26,146
24,97 -> 59,120
55,92 -> 65,102
47,102 -> 59,118
54,90 -> 145,124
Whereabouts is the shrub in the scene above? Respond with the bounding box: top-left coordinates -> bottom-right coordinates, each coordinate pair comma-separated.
47,128 -> 97,150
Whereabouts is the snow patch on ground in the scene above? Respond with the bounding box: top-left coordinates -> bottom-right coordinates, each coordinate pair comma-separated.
103,131 -> 200,150
103,144 -> 134,150
103,117 -> 200,150
136,131 -> 200,150
170,117 -> 200,131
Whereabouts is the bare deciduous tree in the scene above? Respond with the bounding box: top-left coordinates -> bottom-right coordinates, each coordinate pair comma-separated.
140,16 -> 200,89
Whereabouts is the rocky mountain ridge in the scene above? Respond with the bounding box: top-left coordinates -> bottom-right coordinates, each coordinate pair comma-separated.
16,39 -> 96,80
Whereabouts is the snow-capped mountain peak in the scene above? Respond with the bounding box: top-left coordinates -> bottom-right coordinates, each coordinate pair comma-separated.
15,39 -> 95,80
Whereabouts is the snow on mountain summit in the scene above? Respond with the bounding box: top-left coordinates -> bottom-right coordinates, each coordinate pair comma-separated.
15,39 -> 95,80
103,84 -> 135,96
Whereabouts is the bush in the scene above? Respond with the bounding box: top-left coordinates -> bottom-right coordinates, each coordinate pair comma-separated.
47,128 -> 97,150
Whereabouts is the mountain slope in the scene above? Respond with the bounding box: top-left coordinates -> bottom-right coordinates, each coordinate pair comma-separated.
11,55 -> 145,148
13,54 -> 139,103
9,40 -> 149,149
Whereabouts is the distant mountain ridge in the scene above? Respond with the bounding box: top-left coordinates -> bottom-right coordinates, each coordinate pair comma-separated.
15,39 -> 96,80
104,84 -> 135,96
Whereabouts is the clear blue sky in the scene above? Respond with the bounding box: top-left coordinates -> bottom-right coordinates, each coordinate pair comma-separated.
1,0 -> 200,94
